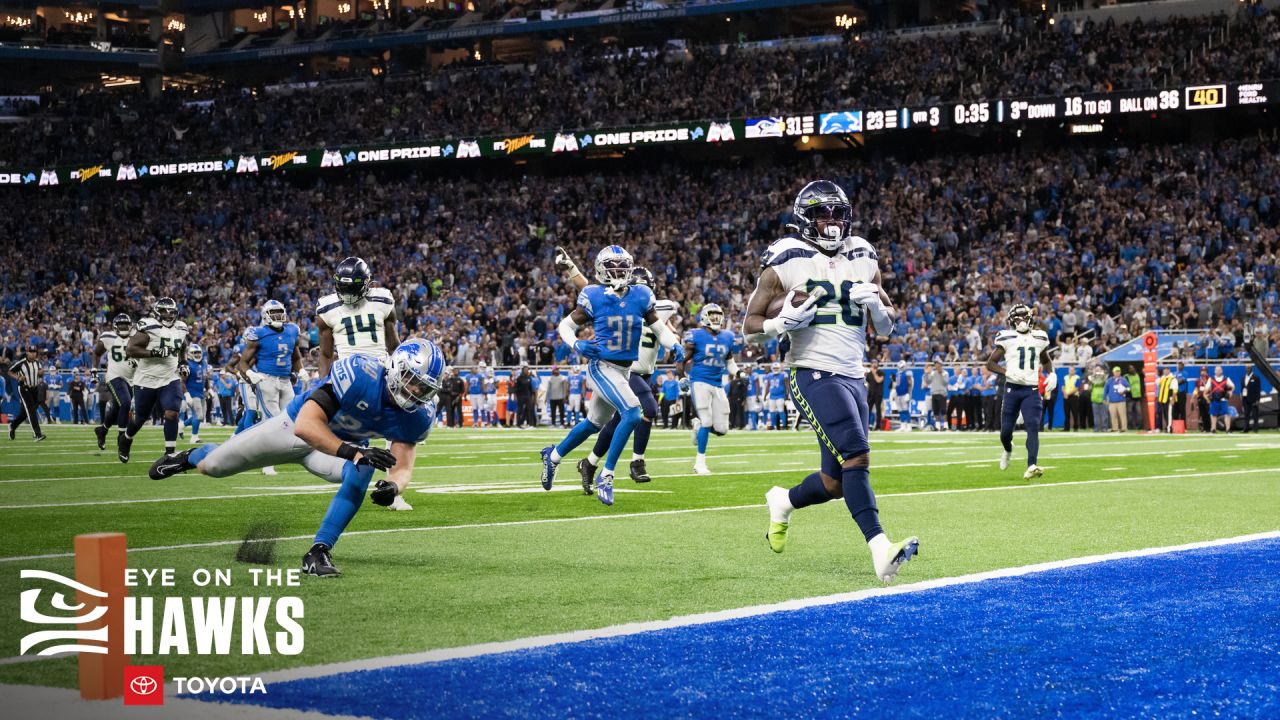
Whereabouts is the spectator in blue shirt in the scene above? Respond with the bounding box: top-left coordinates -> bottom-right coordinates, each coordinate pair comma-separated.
1104,367 -> 1131,432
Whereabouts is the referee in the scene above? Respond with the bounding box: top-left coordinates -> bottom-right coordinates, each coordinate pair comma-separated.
8,346 -> 47,441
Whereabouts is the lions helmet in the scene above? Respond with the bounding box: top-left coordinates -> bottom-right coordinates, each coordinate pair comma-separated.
154,297 -> 179,327
187,344 -> 204,362
335,257 -> 372,306
700,303 -> 725,332
594,246 -> 634,290
261,299 -> 287,330
630,266 -> 656,288
792,180 -> 853,253
1007,304 -> 1034,333
112,313 -> 133,334
771,362 -> 782,372
386,339 -> 445,411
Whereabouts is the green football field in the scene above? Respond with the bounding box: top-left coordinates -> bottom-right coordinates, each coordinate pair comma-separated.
0,422 -> 1277,690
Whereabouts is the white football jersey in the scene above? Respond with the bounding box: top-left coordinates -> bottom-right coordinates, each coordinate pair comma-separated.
98,331 -> 135,382
632,299 -> 679,375
763,234 -> 880,379
318,287 -> 396,360
131,317 -> 189,389
995,328 -> 1051,386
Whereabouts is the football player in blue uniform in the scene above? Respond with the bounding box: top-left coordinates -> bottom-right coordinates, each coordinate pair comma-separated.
539,246 -> 681,505
745,180 -> 917,582
181,345 -> 209,443
766,362 -> 789,430
226,335 -> 258,434
150,339 -> 445,576
681,304 -> 738,475
466,366 -> 486,427
238,299 -> 303,475
566,366 -> 585,425
556,251 -> 684,490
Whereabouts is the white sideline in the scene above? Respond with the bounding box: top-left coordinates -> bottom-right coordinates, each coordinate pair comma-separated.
249,530 -> 1280,686
2,445 -> 1276,506
1,467 -> 1275,563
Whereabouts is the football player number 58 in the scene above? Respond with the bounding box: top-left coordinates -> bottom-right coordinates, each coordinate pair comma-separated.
340,313 -> 379,347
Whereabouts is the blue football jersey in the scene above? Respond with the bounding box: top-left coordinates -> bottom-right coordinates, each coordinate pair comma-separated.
287,355 -> 434,444
768,371 -> 788,399
685,327 -> 735,385
577,284 -> 655,363
185,360 -> 207,395
247,323 -> 300,378
467,373 -> 483,394
568,374 -> 585,394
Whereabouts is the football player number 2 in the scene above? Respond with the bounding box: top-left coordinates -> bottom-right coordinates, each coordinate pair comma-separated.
340,313 -> 379,347
804,280 -> 865,326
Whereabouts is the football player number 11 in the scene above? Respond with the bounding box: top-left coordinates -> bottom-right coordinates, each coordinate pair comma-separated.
805,279 -> 866,327
341,313 -> 379,346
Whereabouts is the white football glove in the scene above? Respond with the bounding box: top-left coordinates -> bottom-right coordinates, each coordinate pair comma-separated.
183,392 -> 194,405
848,283 -> 883,307
1043,371 -> 1058,394
244,369 -> 265,386
554,246 -> 582,280
763,289 -> 824,336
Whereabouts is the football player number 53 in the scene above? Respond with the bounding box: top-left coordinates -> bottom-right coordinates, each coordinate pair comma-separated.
340,313 -> 379,347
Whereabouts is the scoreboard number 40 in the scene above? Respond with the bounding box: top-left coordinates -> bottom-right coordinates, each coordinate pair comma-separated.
1184,85 -> 1227,110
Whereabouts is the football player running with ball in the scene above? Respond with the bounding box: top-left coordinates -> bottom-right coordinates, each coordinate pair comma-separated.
149,340 -> 445,577
744,180 -> 918,583
539,246 -> 682,505
556,248 -> 683,490
985,304 -> 1054,479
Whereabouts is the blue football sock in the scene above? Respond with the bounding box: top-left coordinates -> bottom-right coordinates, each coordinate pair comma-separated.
190,418 -> 200,437
314,462 -> 374,548
1026,427 -> 1040,465
747,412 -> 756,430
556,419 -> 600,459
632,417 -> 652,455
592,414 -> 620,460
842,465 -> 883,541
696,427 -> 710,454
899,410 -> 910,425
235,410 -> 257,435
188,442 -> 217,466
788,472 -> 832,509
604,407 -> 642,473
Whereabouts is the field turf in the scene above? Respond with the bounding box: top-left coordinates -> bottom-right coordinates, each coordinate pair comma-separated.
0,422 -> 1277,715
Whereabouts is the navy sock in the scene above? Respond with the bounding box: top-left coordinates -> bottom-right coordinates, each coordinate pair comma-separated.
841,466 -> 883,541
1026,427 -> 1040,466
788,472 -> 832,510
999,427 -> 1014,452
314,462 -> 374,548
592,414 -> 620,459
633,417 -> 652,455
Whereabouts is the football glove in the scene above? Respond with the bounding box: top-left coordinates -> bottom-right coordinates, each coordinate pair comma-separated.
149,347 -> 172,358
555,246 -> 583,280
356,446 -> 398,471
244,369 -> 265,386
764,289 -> 824,336
574,339 -> 601,360
1043,372 -> 1058,394
668,344 -> 685,363
370,479 -> 399,506
848,283 -> 883,307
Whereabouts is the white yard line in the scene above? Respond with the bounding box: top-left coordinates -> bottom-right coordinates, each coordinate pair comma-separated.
1,467 -> 1274,563
248,529 -> 1280,685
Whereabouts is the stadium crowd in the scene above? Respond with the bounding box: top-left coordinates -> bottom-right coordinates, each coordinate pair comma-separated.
2,134 -> 1278,373
2,8 -> 1278,167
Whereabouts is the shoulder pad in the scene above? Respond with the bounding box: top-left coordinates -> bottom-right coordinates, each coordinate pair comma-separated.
137,318 -> 161,331
1032,330 -> 1049,340
174,322 -> 189,332
317,294 -> 343,315
655,299 -> 680,315
761,237 -> 817,268
843,235 -> 879,262
995,331 -> 1017,341
100,332 -> 117,340
682,329 -> 697,343
366,288 -> 395,304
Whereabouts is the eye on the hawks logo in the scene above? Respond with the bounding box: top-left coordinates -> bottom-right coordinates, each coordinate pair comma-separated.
18,569 -> 109,656
124,665 -> 165,706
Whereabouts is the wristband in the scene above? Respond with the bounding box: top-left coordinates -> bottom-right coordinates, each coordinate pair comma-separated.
336,442 -> 360,461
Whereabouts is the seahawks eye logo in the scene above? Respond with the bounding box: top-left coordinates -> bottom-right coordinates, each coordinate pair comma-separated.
19,570 -> 110,656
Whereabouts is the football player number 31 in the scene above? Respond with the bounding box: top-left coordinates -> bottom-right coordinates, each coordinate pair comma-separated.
805,279 -> 865,326
340,313 -> 379,346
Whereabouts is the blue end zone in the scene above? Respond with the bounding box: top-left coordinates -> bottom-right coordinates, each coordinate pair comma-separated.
202,538 -> 1280,718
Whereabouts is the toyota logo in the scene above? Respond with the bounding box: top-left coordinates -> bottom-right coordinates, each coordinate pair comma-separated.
130,676 -> 158,695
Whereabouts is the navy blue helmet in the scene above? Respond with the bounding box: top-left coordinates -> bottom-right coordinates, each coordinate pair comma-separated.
792,180 -> 852,252
335,257 -> 372,305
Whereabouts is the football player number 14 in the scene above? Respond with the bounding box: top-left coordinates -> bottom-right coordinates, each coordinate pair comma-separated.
340,313 -> 379,347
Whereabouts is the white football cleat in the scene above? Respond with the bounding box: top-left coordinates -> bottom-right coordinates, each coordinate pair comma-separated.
873,536 -> 920,583
262,466 -> 278,476
190,435 -> 201,444
692,460 -> 711,476
1023,464 -> 1044,480
389,495 -> 414,511
999,451 -> 1011,470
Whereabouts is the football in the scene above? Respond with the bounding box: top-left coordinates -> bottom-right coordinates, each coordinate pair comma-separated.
766,289 -> 814,318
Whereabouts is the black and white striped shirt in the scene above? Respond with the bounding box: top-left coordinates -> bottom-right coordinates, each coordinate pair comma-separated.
9,357 -> 41,388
